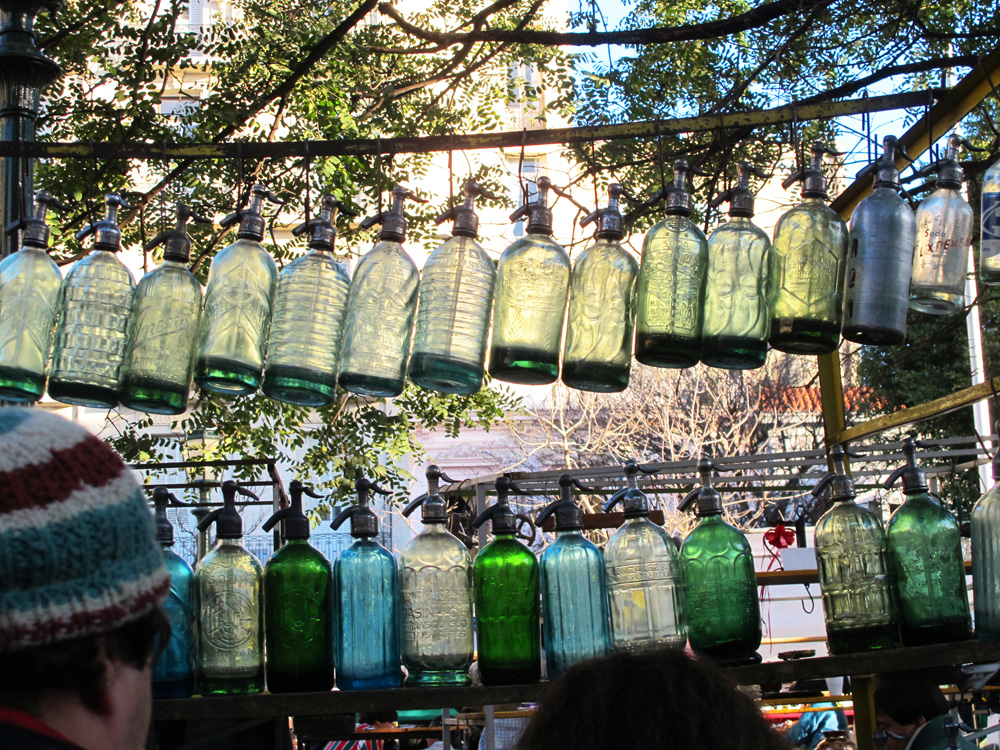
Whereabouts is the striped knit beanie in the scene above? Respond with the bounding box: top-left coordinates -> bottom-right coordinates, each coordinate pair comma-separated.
0,408 -> 169,652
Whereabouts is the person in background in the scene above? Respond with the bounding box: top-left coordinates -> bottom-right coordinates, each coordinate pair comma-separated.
785,679 -> 849,750
874,673 -> 978,750
0,408 -> 171,750
516,647 -> 789,750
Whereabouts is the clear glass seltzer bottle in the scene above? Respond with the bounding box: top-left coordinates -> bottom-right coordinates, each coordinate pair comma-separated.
979,153 -> 1000,284
971,423 -> 1000,642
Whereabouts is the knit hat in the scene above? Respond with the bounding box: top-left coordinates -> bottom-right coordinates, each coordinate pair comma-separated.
0,408 -> 169,652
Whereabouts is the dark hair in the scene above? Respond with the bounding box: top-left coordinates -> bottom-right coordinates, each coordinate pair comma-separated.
517,647 -> 789,750
0,607 -> 170,712
360,710 -> 398,725
873,673 -> 949,726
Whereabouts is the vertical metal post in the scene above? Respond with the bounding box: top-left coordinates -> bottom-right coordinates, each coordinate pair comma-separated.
0,0 -> 61,259
483,704 -> 495,750
442,708 -> 451,749
852,675 -> 877,750
477,483 -> 488,549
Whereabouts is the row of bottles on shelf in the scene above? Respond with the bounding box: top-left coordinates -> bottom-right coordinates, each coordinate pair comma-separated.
2,139 -> 998,410
154,434 -> 999,698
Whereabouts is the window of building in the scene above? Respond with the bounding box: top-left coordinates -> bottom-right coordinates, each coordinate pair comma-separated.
511,157 -> 542,237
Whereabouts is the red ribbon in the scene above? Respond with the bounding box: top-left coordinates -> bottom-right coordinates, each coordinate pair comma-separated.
764,523 -> 796,550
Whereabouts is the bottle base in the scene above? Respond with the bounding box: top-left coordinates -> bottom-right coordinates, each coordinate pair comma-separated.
489,346 -> 558,385
768,319 -> 840,355
197,672 -> 264,696
47,379 -> 120,408
826,623 -> 899,655
336,672 -> 402,690
404,670 -> 472,687
195,357 -> 260,396
153,676 -> 196,700
909,289 -> 964,316
478,665 -> 541,686
561,360 -> 629,392
841,324 -> 905,346
267,667 -> 334,694
900,620 -> 972,647
0,366 -> 45,402
120,378 -> 189,415
701,336 -> 767,370
409,353 -> 483,395
263,365 -> 337,407
634,334 -> 700,369
338,371 -> 405,398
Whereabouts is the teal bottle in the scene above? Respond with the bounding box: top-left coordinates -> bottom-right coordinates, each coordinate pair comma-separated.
634,160 -> 709,368
150,488 -> 195,699
261,480 -> 334,693
0,192 -> 63,402
678,458 -> 761,664
768,142 -> 849,354
603,460 -> 686,652
534,474 -> 611,679
338,186 -> 423,398
972,424 -> 1000,642
562,184 -> 639,392
813,445 -> 899,654
884,438 -> 972,646
702,162 -> 772,370
48,194 -> 135,407
399,466 -> 474,686
263,196 -> 354,406
330,478 -> 402,690
410,181 -> 496,395
489,177 -> 571,385
121,205 -> 208,414
472,478 -> 541,685
195,184 -> 280,396
194,481 -> 264,695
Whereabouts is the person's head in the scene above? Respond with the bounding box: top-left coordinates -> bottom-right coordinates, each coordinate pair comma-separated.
517,647 -> 789,750
360,710 -> 397,728
874,672 -> 950,750
0,408 -> 169,749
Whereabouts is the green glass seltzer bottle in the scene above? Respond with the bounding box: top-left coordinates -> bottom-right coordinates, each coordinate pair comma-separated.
678,457 -> 761,664
410,181 -> 497,395
472,477 -> 541,685
702,162 -> 772,370
768,142 -> 849,354
120,204 -> 208,414
0,192 -> 63,402
971,421 -> 1000,642
195,184 -> 281,396
48,194 -> 135,407
261,480 -> 335,693
634,160 -> 709,368
195,481 -> 265,695
263,195 -> 354,406
562,184 -> 639,392
339,186 -> 424,398
884,437 -> 972,646
489,176 -> 571,384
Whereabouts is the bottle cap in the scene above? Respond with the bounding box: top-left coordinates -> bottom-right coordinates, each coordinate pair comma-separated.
75,194 -> 130,252
143,204 -> 212,263
709,162 -> 771,218
509,176 -> 554,235
883,437 -> 932,495
856,136 -> 912,189
151,487 -> 181,546
472,476 -> 524,533
581,184 -> 629,240
603,460 -> 656,517
811,444 -> 857,503
262,479 -> 323,540
678,456 -> 724,516
331,477 -> 388,538
534,474 -> 588,531
359,185 -> 425,243
220,184 -> 283,241
291,195 -> 358,253
4,191 -> 65,251
402,464 -> 461,523
435,180 -> 495,238
197,480 -> 259,539
782,142 -> 843,200
916,133 -> 983,189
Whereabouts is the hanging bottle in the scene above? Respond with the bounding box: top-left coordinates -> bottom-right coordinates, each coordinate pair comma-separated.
0,192 -> 63,402
634,160 -> 709,369
338,186 -> 424,398
972,424 -> 1000,642
195,184 -> 281,396
330,477 -> 402,690
883,437 -> 972,646
980,153 -> 1000,284
399,465 -> 474,687
842,135 -> 916,345
813,445 -> 899,654
768,142 -> 850,355
471,477 -> 541,685
410,180 -> 497,395
562,184 -> 639,392
48,194 -> 135,407
489,176 -> 571,384
121,204 -> 208,415
702,162 -> 772,370
260,480 -> 334,693
909,134 -> 981,314
534,474 -> 611,679
602,460 -> 686,652
194,481 -> 264,695
263,196 -> 354,406
150,488 -> 196,699
678,457 -> 761,664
